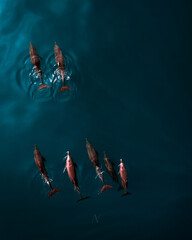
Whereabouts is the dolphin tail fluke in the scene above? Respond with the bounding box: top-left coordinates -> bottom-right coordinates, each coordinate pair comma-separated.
58,86 -> 71,92
101,185 -> 113,194
77,196 -> 90,202
48,189 -> 61,198
120,191 -> 131,197
37,84 -> 50,91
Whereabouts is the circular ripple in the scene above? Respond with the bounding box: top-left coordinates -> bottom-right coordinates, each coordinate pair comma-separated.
17,50 -> 79,102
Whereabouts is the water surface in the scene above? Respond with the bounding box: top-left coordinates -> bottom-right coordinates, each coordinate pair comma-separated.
0,0 -> 192,239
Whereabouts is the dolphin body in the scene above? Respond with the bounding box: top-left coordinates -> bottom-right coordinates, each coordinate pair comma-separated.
63,151 -> 89,202
86,139 -> 113,194
118,159 -> 131,197
54,42 -> 71,92
29,43 -> 49,91
104,152 -> 122,190
34,145 -> 61,198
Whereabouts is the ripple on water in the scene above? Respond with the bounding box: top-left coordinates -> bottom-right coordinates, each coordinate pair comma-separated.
17,50 -> 79,102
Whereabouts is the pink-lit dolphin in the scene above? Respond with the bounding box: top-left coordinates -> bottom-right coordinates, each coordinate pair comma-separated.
34,145 -> 61,198
54,42 -> 71,92
86,139 -> 113,194
29,43 -> 49,91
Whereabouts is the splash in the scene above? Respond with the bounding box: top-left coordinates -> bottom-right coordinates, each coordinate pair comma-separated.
17,50 -> 79,102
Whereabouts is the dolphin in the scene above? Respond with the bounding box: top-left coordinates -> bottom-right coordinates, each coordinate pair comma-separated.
34,145 -> 61,198
118,159 -> 131,196
86,139 -> 113,194
104,152 -> 122,190
63,151 -> 89,202
86,138 -> 99,168
54,42 -> 71,92
29,42 -> 49,91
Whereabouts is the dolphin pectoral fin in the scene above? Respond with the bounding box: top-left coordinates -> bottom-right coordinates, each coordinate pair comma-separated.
77,196 -> 90,202
58,86 -> 71,92
120,192 -> 131,197
37,84 -> 50,91
101,185 -> 113,194
63,166 -> 67,173
48,189 -> 61,198
95,173 -> 102,179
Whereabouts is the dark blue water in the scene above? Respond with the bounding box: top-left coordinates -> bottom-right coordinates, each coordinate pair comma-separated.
0,0 -> 192,239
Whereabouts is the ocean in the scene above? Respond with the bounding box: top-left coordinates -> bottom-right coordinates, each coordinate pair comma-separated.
0,0 -> 192,239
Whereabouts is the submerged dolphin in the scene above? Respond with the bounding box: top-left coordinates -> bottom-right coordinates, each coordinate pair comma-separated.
54,42 -> 71,92
29,42 -> 49,91
118,159 -> 130,197
86,139 -> 113,194
104,152 -> 121,190
34,145 -> 61,198
63,151 -> 89,202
